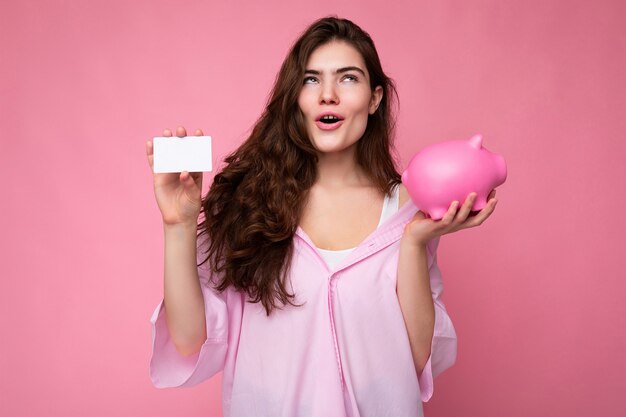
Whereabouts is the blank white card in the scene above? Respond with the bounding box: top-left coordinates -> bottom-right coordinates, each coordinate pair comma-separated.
152,136 -> 212,173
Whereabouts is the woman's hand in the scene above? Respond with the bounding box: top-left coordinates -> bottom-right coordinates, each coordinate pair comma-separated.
403,190 -> 498,247
146,126 -> 205,226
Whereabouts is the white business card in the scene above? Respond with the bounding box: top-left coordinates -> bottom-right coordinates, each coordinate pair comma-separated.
152,136 -> 212,173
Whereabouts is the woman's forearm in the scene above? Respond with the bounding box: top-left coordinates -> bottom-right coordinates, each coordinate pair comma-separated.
163,222 -> 207,356
396,236 -> 435,376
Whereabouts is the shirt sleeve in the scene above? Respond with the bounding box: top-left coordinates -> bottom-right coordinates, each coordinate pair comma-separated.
418,236 -> 458,402
149,261 -> 230,388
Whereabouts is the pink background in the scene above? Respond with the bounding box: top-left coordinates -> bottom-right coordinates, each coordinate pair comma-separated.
1,0 -> 624,416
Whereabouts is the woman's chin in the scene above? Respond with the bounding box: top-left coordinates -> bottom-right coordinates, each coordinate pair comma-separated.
314,144 -> 357,157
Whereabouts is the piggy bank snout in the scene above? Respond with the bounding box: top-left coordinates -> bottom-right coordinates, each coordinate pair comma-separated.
494,154 -> 507,182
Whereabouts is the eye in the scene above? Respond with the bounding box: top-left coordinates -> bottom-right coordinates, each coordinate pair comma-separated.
303,76 -> 318,84
342,74 -> 359,82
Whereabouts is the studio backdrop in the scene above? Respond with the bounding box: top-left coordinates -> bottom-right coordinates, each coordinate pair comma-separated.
1,0 -> 624,416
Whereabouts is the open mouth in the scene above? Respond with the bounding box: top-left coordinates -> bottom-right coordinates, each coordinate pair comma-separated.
318,115 -> 343,124
315,117 -> 344,131
315,113 -> 345,130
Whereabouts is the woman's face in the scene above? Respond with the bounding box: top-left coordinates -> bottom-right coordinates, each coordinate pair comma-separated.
297,40 -> 383,157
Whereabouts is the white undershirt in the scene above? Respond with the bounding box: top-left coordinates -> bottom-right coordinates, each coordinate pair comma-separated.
316,184 -> 400,269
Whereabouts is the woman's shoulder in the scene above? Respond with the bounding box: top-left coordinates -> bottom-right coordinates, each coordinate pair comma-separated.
397,182 -> 411,210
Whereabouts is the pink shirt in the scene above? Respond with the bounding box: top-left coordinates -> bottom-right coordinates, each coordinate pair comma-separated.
149,199 -> 457,416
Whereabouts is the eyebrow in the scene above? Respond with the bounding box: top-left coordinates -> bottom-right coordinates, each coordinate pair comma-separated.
304,66 -> 367,77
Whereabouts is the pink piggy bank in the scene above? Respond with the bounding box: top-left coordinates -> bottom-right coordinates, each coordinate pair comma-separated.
401,134 -> 507,220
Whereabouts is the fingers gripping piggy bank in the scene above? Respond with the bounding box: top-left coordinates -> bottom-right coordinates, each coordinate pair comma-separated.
401,134 -> 507,220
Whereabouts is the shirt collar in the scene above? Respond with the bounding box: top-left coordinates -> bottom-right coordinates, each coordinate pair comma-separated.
295,198 -> 420,272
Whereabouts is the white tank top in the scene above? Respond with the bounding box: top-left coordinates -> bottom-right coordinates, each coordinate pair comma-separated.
316,184 -> 400,269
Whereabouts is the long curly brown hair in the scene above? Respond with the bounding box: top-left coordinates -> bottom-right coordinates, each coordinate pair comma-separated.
197,16 -> 402,316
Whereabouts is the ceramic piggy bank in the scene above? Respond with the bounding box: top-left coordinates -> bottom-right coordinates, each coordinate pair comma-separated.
401,134 -> 507,220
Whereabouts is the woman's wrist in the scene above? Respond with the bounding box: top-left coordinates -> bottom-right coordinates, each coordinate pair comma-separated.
400,232 -> 428,252
163,221 -> 198,235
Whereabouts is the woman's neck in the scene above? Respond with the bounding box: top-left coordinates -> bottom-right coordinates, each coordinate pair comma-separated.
315,147 -> 370,189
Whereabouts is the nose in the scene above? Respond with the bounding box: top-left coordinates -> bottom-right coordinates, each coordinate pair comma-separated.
319,81 -> 339,105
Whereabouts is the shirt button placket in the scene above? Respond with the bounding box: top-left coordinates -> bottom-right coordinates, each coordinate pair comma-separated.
327,273 -> 345,389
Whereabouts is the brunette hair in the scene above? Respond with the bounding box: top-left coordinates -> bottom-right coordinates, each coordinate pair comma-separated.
197,16 -> 401,315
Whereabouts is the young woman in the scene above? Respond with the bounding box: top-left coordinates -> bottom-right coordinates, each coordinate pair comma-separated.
146,16 -> 497,417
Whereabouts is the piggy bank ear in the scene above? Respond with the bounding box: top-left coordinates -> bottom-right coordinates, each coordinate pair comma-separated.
401,170 -> 407,183
469,134 -> 483,149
